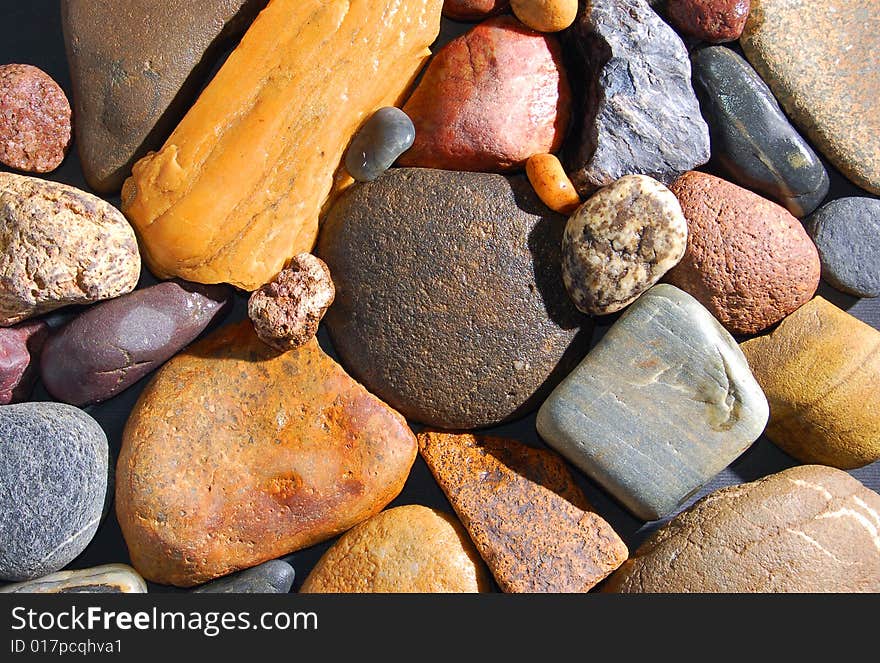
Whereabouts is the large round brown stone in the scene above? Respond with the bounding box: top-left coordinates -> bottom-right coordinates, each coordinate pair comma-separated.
317,167 -> 592,430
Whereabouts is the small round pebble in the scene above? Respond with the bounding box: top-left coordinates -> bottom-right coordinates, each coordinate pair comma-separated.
345,107 -> 415,182
526,153 -> 581,214
562,175 -> 688,315
511,0 -> 578,33
666,0 -> 750,44
192,560 -> 295,594
0,64 -> 71,173
248,253 -> 335,351
806,197 -> 880,298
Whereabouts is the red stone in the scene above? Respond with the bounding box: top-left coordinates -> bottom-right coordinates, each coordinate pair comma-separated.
443,0 -> 509,21
666,0 -> 750,43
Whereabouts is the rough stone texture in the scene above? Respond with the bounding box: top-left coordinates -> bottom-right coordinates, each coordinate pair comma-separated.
116,320 -> 417,587
562,0 -> 710,195
805,198 -> 880,298
562,175 -> 687,315
691,46 -> 828,218
741,297 -> 880,469
0,565 -> 147,593
247,254 -> 334,352
61,0 -> 266,193
300,505 -> 491,593
0,173 -> 141,326
40,280 -> 232,406
665,171 -> 820,335
400,16 -> 570,172
318,168 -> 591,430
0,320 -> 48,404
526,153 -> 581,214
511,0 -> 578,32
419,432 -> 628,592
605,465 -> 880,592
192,560 -> 295,594
537,284 -> 768,521
741,0 -> 880,194
0,403 -> 108,582
344,107 -> 415,182
0,64 -> 71,173
443,0 -> 509,21
666,0 -> 749,43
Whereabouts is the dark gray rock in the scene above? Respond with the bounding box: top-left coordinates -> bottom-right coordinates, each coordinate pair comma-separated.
0,564 -> 147,593
806,197 -> 880,298
0,403 -> 108,581
0,320 -> 48,404
318,167 -> 592,430
345,107 -> 415,182
691,46 -> 829,217
562,0 -> 710,195
41,280 -> 231,406
191,560 -> 295,593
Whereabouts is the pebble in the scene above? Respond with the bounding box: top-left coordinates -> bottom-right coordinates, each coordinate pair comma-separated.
665,171 -> 820,335
40,280 -> 232,406
345,107 -> 415,182
690,46 -> 829,217
805,197 -> 880,298
525,153 -> 581,214
562,175 -> 687,315
0,565 -> 147,594
0,173 -> 141,326
0,403 -> 108,581
0,64 -> 71,173
248,254 -> 335,352
191,560 -> 295,594
317,168 -> 591,430
419,432 -> 628,592
666,0 -> 750,43
741,297 -> 880,469
300,506 -> 491,593
0,320 -> 48,404
511,0 -> 578,32
400,16 -> 570,172
562,0 -> 709,194
605,465 -> 880,592
442,0 -> 510,21
537,284 -> 769,521
116,320 -> 416,587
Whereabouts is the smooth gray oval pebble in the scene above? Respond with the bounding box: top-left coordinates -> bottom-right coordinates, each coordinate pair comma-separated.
191,560 -> 295,594
345,107 -> 415,182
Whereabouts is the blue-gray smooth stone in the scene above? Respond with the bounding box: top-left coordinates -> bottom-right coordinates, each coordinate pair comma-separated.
0,403 -> 108,581
191,560 -> 295,593
344,107 -> 415,182
691,46 -> 829,217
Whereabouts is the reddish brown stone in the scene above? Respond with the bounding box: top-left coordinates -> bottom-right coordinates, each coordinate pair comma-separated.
666,0 -> 750,43
665,171 -> 820,335
0,320 -> 48,404
443,0 -> 509,21
418,431 -> 628,593
400,16 -> 570,172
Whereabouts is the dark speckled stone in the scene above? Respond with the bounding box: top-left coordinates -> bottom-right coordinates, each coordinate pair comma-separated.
192,560 -> 295,593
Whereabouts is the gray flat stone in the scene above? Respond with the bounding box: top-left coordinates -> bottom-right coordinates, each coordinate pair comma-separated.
0,564 -> 146,593
191,560 -> 295,593
536,284 -> 769,521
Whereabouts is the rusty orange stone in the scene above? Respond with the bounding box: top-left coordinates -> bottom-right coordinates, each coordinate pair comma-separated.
526,153 -> 581,214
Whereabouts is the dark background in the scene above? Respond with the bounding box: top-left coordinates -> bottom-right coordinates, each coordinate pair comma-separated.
1,1 -> 878,593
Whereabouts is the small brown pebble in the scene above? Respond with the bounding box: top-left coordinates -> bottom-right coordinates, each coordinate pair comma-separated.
511,0 -> 578,33
248,253 -> 335,351
526,153 -> 581,214
0,64 -> 71,173
666,0 -> 750,43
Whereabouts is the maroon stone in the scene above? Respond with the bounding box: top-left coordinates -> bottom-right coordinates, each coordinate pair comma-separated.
443,0 -> 509,21
666,0 -> 750,43
0,320 -> 49,404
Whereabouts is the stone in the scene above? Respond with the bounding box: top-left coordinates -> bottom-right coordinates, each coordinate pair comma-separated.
318,168 -> 591,430
419,432 -> 628,592
665,171 -> 820,335
300,505 -> 491,593
605,465 -> 880,592
0,64 -> 71,173
247,253 -> 334,351
562,0 -> 710,195
344,107 -> 415,182
0,320 -> 48,404
666,0 -> 749,43
511,0 -> 578,32
443,0 -> 509,21
562,175 -> 687,315
690,46 -> 829,217
192,560 -> 295,594
0,403 -> 108,582
61,0 -> 267,193
537,284 -> 768,521
122,0 -> 442,291
805,198 -> 880,298
741,297 -> 880,469
0,565 -> 147,593
399,16 -> 570,172
525,153 -> 581,214
40,280 -> 232,406
116,320 -> 417,587
741,0 -> 880,195
0,173 -> 141,326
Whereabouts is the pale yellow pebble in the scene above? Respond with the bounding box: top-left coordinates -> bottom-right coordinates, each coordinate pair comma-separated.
526,153 -> 582,214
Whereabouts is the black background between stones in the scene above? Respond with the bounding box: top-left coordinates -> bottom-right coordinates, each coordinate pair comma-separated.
1,1 -> 878,593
